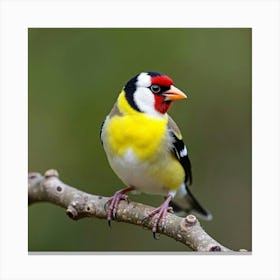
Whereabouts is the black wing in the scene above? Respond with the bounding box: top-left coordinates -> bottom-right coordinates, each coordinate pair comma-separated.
167,116 -> 212,220
167,116 -> 192,185
169,130 -> 192,185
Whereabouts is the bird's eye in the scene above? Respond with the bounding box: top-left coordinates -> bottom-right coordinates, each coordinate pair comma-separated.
150,85 -> 161,93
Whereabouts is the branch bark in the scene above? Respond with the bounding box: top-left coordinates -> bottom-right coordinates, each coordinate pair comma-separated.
28,169 -> 234,252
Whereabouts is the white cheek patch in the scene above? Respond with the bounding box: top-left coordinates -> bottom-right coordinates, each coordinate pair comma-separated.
134,87 -> 155,112
136,72 -> 151,87
179,146 -> 188,157
134,88 -> 165,118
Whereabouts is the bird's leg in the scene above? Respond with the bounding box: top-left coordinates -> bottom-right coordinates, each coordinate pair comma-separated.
143,194 -> 173,237
106,186 -> 133,225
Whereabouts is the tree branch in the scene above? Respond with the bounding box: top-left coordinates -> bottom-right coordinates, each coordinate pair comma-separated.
28,169 -> 234,252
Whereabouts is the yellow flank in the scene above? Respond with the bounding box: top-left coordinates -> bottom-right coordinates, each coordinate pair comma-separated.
148,154 -> 185,190
104,90 -> 185,190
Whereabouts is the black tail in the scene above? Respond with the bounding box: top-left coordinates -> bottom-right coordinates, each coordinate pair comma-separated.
170,187 -> 212,220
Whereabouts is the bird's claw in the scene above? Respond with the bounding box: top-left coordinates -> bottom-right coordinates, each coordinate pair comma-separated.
106,190 -> 130,225
141,203 -> 173,239
167,206 -> 174,214
153,232 -> 161,240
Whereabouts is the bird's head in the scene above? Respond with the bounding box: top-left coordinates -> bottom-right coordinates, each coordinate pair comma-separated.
123,72 -> 187,117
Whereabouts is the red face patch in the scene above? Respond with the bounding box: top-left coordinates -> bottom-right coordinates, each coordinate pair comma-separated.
154,94 -> 173,114
151,75 -> 173,87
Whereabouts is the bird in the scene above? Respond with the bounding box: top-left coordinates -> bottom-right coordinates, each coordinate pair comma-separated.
100,71 -> 212,237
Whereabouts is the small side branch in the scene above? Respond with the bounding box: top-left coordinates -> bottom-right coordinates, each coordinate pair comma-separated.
28,169 -> 233,252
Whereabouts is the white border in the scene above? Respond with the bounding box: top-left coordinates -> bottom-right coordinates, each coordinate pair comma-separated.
0,0 -> 279,279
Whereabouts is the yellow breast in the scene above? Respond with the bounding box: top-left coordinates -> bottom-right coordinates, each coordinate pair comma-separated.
105,114 -> 167,161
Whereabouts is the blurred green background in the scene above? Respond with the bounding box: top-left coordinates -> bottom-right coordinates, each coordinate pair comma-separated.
28,28 -> 251,252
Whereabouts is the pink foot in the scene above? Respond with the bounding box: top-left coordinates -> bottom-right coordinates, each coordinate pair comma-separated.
142,195 -> 173,238
106,187 -> 133,225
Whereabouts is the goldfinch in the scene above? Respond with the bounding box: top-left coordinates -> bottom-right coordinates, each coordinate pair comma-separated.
100,71 -> 212,235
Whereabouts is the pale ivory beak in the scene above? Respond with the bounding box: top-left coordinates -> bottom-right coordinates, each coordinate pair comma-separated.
163,85 -> 187,101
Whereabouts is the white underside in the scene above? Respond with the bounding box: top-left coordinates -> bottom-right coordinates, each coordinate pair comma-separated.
107,148 -> 171,196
